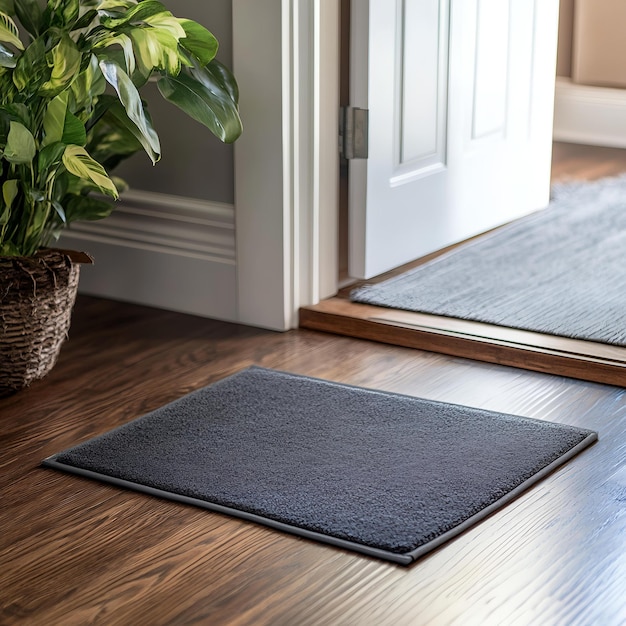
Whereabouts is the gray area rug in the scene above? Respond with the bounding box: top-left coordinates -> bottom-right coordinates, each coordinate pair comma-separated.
351,176 -> 626,346
42,367 -> 597,564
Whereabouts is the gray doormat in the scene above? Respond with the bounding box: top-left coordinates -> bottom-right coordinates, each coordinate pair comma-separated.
351,176 -> 626,346
42,367 -> 597,564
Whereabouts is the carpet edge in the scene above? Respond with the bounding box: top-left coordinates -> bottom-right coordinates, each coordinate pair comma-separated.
41,430 -> 598,566
405,430 -> 599,562
251,368 -> 599,443
40,456 -> 413,565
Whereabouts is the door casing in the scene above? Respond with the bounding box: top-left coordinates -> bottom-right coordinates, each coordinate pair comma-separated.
233,0 -> 341,331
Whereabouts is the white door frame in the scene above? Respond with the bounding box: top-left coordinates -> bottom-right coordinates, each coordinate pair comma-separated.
233,0 -> 340,331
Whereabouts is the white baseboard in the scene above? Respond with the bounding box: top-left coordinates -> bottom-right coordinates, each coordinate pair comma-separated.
59,190 -> 238,321
553,77 -> 626,148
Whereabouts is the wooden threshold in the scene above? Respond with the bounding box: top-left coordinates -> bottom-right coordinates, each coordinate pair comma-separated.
300,298 -> 626,387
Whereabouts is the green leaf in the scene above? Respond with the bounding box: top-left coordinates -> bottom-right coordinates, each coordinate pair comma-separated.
101,1 -> 168,28
27,187 -> 44,203
0,241 -> 20,255
52,200 -> 66,223
83,92 -> 116,131
42,91 -> 68,145
178,19 -> 218,66
88,122 -> 140,159
129,25 -> 183,75
40,35 -> 82,96
94,0 -> 136,18
70,54 -> 106,110
62,110 -> 86,145
92,99 -> 159,164
97,0 -> 136,10
57,0 -> 80,28
143,11 -> 186,40
198,59 -> 240,105
127,27 -> 158,76
4,121 -> 36,163
12,37 -> 48,93
0,11 -> 23,50
72,9 -> 97,31
28,198 -> 48,235
92,31 -> 136,74
62,144 -> 119,198
64,193 -> 114,222
43,92 -> 87,148
0,102 -> 30,128
37,141 -> 66,174
65,0 -> 80,25
2,178 -> 18,210
0,203 -> 10,226
13,0 -> 42,37
157,62 -> 242,143
99,60 -> 160,156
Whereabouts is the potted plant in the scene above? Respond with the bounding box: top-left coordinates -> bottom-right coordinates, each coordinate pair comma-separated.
0,0 -> 242,395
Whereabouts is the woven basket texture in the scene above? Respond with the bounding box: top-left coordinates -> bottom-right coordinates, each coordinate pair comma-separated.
0,250 -> 80,396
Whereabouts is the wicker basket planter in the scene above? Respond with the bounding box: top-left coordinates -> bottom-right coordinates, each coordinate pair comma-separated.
0,249 -> 87,397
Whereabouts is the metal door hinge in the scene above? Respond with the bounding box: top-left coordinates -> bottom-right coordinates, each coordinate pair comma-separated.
340,106 -> 368,159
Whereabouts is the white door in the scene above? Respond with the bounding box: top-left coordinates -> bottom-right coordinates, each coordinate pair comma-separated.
349,0 -> 560,279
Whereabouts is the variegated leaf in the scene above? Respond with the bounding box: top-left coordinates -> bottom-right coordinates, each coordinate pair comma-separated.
0,11 -> 23,50
92,31 -> 136,75
40,35 -> 81,95
99,60 -> 160,156
143,11 -> 186,40
62,144 -> 119,198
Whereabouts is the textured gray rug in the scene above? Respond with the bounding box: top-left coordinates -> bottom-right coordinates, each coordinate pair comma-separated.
351,176 -> 626,346
42,367 -> 597,564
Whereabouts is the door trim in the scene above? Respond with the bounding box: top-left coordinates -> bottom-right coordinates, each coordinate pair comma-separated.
233,0 -> 340,330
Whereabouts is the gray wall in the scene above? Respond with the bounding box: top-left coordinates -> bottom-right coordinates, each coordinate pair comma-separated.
115,0 -> 235,204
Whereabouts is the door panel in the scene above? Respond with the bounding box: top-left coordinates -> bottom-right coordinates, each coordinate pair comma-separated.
398,0 -> 447,169
349,0 -> 559,279
471,0 -> 509,139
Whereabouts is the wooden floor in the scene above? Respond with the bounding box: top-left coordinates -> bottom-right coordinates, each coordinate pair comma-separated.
301,142 -> 626,387
2,143 -> 626,625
